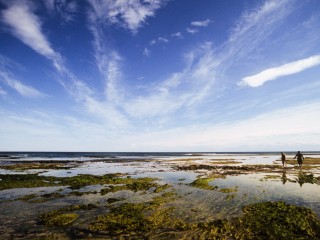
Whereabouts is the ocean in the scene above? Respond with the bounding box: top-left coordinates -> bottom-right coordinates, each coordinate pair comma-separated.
0,151 -> 319,162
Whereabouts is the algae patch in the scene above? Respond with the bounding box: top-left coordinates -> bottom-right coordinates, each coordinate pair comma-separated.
226,201 -> 320,239
86,201 -> 320,239
41,213 -> 79,227
0,173 -> 160,190
89,192 -> 177,234
100,177 -> 166,194
40,204 -> 98,227
189,177 -> 217,190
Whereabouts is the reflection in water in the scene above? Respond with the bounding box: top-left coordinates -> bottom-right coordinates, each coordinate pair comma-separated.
281,170 -> 287,185
212,173 -> 320,218
296,170 -> 316,187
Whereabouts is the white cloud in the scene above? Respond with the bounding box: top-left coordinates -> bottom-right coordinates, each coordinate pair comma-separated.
0,109 -> 122,151
149,37 -> 169,45
191,19 -> 211,27
88,0 -> 167,33
123,101 -> 320,151
1,100 -> 319,151
186,28 -> 198,34
217,0 -> 292,71
150,39 -> 157,45
124,43 -> 219,118
1,1 -> 128,127
171,32 -> 183,38
88,19 -> 125,106
1,2 -> 58,61
158,37 -> 169,43
0,70 -> 46,98
239,55 -> 320,87
229,0 -> 290,42
143,48 -> 150,56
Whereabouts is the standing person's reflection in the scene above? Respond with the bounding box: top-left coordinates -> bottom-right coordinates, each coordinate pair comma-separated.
281,170 -> 287,185
297,170 -> 304,187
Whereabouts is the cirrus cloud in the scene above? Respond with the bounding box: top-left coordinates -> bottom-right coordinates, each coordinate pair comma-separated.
88,0 -> 167,33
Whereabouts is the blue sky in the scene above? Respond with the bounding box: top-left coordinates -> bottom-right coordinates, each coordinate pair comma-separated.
0,0 -> 320,152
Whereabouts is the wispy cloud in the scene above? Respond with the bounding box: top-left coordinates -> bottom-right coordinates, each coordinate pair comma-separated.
124,43 -> 219,118
218,0 -> 292,70
1,1 -> 59,61
0,70 -> 46,98
88,9 -> 125,106
171,32 -> 183,38
191,19 -> 211,27
158,37 -> 169,43
150,37 -> 169,45
239,55 -> 320,87
186,27 -> 198,34
1,0 -> 128,128
88,0 -> 167,33
143,48 -> 150,56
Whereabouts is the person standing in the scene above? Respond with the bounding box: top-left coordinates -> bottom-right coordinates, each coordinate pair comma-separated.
294,151 -> 304,167
281,152 -> 286,167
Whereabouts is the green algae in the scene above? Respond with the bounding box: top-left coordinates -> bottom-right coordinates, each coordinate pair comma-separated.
149,191 -> 177,206
189,175 -> 225,190
87,201 -> 320,239
40,204 -> 98,227
259,174 -> 281,182
219,187 -> 238,193
286,157 -> 320,165
225,194 -> 237,201
89,189 -> 178,234
189,177 -> 217,190
0,163 -> 75,171
101,181 -> 171,195
154,183 -> 172,193
210,159 -> 242,164
0,174 -> 60,190
89,203 -> 175,234
224,201 -> 320,239
18,192 -> 65,203
0,173 -> 159,190
177,164 -> 284,172
90,203 -> 152,233
41,213 -> 79,227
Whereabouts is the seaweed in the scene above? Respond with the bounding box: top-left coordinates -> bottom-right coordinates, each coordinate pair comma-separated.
189,177 -> 217,190
0,163 -> 75,171
40,204 -> 98,227
41,212 -> 79,227
224,201 -> 320,239
100,177 -> 161,194
219,187 -> 238,193
0,173 -> 157,190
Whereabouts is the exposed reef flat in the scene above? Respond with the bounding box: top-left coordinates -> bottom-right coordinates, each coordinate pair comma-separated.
1,154 -> 320,239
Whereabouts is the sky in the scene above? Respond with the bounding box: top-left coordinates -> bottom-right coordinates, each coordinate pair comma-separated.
0,0 -> 320,152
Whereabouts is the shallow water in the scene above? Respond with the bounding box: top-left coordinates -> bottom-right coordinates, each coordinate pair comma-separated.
1,155 -> 320,238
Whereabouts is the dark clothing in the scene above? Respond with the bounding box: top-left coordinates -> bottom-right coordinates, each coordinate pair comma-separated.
281,153 -> 286,166
294,152 -> 304,167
